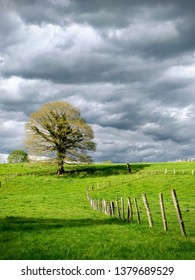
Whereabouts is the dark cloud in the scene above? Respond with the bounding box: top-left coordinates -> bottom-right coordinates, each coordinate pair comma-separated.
0,0 -> 195,162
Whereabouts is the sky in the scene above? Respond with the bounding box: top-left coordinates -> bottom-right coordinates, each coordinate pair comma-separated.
0,0 -> 195,163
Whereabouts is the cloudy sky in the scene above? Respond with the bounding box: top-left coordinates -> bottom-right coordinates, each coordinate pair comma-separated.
0,0 -> 195,163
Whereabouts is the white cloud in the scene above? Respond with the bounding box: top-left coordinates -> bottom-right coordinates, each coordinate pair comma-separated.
109,20 -> 178,44
165,64 -> 195,79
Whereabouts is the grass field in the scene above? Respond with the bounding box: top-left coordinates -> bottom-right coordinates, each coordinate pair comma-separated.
0,162 -> 194,260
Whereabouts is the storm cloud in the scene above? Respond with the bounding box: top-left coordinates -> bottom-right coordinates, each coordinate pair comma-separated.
0,0 -> 195,162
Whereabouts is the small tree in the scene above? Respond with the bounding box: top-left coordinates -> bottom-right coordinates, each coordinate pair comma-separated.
24,101 -> 96,174
8,150 -> 29,163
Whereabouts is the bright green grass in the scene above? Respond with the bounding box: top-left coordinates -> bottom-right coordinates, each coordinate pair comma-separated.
0,162 -> 195,260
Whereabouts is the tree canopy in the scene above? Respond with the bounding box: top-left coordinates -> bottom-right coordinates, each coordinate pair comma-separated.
8,150 -> 29,163
24,101 -> 96,174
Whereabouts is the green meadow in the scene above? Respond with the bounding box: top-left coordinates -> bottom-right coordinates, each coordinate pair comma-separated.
0,162 -> 194,260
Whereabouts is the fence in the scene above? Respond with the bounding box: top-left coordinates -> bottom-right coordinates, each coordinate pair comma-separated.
0,170 -> 56,187
86,171 -> 195,236
86,188 -> 188,236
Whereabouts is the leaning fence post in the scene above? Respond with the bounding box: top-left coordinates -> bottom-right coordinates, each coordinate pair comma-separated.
97,200 -> 100,211
110,202 -> 115,217
102,199 -> 106,213
90,197 -> 93,207
116,195 -> 121,220
121,197 -> 125,221
99,198 -> 102,212
103,199 -> 107,214
142,193 -> 153,227
159,193 -> 168,231
106,201 -> 110,216
127,197 -> 133,223
134,198 -> 141,224
171,189 -> 186,236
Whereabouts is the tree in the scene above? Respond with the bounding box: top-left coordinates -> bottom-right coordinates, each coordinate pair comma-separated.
24,101 -> 96,174
8,150 -> 29,163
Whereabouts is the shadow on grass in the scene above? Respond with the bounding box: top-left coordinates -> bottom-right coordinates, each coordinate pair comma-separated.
0,216 -> 122,232
59,163 -> 152,177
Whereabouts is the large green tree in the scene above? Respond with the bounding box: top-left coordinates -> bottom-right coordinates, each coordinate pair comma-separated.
25,101 -> 96,174
8,150 -> 29,163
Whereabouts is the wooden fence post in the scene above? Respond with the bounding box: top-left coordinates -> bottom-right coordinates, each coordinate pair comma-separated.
121,197 -> 125,221
101,200 -> 104,213
127,197 -> 133,223
99,198 -> 102,212
90,197 -> 93,207
110,202 -> 115,217
105,200 -> 108,214
159,193 -> 168,231
103,199 -> 107,214
106,201 -> 111,216
92,199 -> 95,209
171,189 -> 186,236
142,193 -> 153,227
96,199 -> 98,210
97,200 -> 100,211
134,198 -> 141,224
116,195 -> 121,220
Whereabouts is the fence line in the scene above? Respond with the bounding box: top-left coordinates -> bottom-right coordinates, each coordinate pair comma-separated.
86,177 -> 188,236
1,168 -> 194,188
86,169 -> 195,193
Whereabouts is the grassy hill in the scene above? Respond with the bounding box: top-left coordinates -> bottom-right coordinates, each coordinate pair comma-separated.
0,162 -> 194,260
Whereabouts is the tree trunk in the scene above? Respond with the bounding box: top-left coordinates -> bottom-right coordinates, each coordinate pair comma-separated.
56,157 -> 65,175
